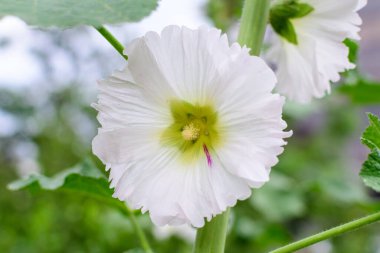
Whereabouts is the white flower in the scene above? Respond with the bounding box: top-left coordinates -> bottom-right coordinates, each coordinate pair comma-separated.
267,0 -> 367,103
92,26 -> 291,228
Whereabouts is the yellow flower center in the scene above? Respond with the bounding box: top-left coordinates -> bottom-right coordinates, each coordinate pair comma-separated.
160,99 -> 222,165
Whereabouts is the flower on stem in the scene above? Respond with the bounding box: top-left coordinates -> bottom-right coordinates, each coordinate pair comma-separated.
267,0 -> 367,103
92,26 -> 291,228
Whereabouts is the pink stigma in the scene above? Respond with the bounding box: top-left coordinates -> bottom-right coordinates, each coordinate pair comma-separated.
203,144 -> 212,167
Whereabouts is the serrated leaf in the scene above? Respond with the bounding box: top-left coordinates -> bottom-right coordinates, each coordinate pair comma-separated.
8,159 -> 125,210
360,113 -> 380,193
339,79 -> 380,105
0,0 -> 158,28
360,149 -> 380,192
362,113 -> 380,150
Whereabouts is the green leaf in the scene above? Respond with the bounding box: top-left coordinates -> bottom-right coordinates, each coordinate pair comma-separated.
269,0 -> 314,44
294,3 -> 314,18
360,149 -> 380,192
344,39 -> 359,63
340,80 -> 380,105
270,18 -> 298,44
0,0 -> 158,28
8,159 -> 126,210
250,173 -> 306,221
362,113 -> 380,150
360,113 -> 380,192
270,1 -> 299,18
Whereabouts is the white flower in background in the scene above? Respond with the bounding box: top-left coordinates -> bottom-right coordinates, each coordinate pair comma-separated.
92,26 -> 291,228
267,0 -> 367,103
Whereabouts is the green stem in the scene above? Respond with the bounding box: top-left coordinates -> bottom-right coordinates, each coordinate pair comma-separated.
270,211 -> 380,253
238,0 -> 271,56
95,26 -> 128,61
123,206 -> 154,253
193,209 -> 230,253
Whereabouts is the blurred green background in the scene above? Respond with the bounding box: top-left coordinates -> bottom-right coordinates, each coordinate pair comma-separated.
1,0 -> 380,252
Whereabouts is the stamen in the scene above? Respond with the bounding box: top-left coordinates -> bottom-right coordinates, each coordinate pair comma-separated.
182,123 -> 200,141
203,144 -> 212,167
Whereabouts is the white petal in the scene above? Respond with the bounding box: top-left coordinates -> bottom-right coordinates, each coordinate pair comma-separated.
217,95 -> 291,186
94,71 -> 170,132
210,49 -> 277,113
268,35 -> 323,102
110,145 -> 252,228
92,127 -> 163,165
124,35 -> 177,105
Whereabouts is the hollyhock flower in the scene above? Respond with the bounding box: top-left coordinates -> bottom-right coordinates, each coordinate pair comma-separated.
267,0 -> 367,103
92,26 -> 291,227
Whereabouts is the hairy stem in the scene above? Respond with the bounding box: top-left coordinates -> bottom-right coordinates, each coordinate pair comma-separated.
270,211 -> 380,253
193,209 -> 230,253
95,26 -> 128,61
238,0 -> 271,56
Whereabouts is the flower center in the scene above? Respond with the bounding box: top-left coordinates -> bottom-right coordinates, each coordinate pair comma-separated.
181,122 -> 201,141
161,99 -> 221,166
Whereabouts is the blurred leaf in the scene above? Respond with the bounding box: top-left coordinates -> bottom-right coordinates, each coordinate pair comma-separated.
206,0 -> 243,31
360,113 -> 380,192
0,0 -> 158,28
339,79 -> 380,104
319,177 -> 367,204
250,173 -> 306,222
125,249 -> 145,253
8,159 -> 126,210
340,40 -> 380,105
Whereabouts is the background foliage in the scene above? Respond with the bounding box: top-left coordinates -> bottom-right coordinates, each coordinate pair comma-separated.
1,0 -> 380,253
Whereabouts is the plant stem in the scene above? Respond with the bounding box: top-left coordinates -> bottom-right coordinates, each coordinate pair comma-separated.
124,206 -> 154,253
193,209 -> 230,253
95,26 -> 128,61
270,211 -> 380,253
238,0 -> 271,56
